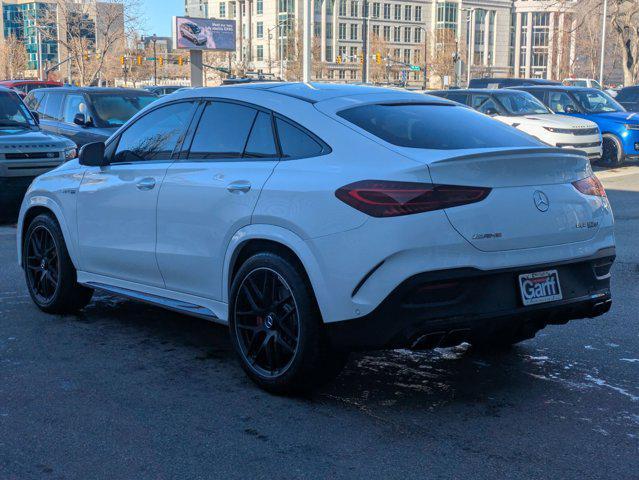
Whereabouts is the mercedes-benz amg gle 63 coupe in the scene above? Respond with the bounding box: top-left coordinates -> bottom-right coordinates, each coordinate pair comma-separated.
18,83 -> 615,393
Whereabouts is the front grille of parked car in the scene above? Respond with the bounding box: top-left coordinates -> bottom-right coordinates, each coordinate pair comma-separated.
557,141 -> 601,148
4,151 -> 60,160
572,128 -> 599,136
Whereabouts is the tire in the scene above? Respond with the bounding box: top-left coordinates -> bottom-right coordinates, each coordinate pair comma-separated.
601,134 -> 624,167
23,213 -> 93,314
229,251 -> 348,395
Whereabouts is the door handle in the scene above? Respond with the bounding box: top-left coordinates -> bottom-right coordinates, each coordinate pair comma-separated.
136,177 -> 156,191
227,181 -> 252,194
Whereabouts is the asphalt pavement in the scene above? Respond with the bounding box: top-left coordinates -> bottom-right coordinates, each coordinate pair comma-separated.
0,167 -> 637,480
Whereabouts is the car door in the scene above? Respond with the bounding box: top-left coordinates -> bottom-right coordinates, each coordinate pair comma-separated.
58,93 -> 95,147
156,100 -> 280,300
76,100 -> 198,287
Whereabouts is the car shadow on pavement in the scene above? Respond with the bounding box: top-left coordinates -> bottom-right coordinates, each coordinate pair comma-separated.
76,291 -> 558,412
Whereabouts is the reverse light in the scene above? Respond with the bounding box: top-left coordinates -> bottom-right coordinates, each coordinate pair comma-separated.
572,175 -> 606,197
335,180 -> 491,218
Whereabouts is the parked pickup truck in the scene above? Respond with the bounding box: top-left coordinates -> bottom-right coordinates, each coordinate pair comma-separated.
0,87 -> 76,217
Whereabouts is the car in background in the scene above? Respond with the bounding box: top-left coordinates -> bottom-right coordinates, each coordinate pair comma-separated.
25,87 -> 157,146
0,80 -> 63,99
468,78 -> 560,89
614,86 -> 639,112
143,85 -> 188,97
17,83 -> 614,393
513,86 -> 639,166
563,78 -> 603,90
179,22 -> 207,46
431,89 -> 602,161
0,87 -> 76,216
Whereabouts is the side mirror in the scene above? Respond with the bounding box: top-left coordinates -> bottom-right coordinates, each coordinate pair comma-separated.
73,112 -> 87,126
79,142 -> 108,167
484,107 -> 499,116
30,111 -> 39,124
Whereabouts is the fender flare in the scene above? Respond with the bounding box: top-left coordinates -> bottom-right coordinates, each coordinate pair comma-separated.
18,194 -> 78,269
222,224 -> 332,322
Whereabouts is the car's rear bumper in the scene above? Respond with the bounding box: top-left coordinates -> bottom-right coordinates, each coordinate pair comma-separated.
326,247 -> 615,351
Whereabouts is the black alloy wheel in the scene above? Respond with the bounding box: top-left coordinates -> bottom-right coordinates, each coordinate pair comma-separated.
23,213 -> 94,313
233,267 -> 300,378
602,134 -> 624,167
25,225 -> 60,304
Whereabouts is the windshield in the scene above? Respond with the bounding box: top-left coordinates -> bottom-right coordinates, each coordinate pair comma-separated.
88,94 -> 156,128
0,91 -> 36,128
572,90 -> 624,114
338,103 -> 541,150
496,92 -> 549,115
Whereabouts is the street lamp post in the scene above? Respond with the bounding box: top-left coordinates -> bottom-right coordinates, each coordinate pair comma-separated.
303,0 -> 311,82
268,19 -> 290,78
463,8 -> 476,87
151,34 -> 158,86
416,26 -> 428,90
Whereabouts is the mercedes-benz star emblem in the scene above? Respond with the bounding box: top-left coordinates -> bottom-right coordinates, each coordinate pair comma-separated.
533,191 -> 550,212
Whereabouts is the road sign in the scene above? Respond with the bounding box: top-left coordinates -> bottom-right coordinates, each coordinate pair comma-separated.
409,65 -> 421,71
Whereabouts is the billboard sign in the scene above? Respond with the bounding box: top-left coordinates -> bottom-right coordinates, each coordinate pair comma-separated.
174,16 -> 236,51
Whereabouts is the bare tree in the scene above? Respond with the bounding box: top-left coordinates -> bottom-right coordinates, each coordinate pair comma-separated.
30,0 -> 141,86
609,0 -> 639,84
0,36 -> 28,80
369,32 -> 389,84
431,28 -> 457,83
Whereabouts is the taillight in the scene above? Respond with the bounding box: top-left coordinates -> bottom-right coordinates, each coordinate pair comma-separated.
572,175 -> 606,197
335,180 -> 491,218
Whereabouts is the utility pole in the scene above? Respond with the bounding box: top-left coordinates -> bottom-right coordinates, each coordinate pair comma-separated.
599,0 -> 608,86
303,0 -> 311,82
362,0 -> 369,83
465,9 -> 475,87
417,26 -> 428,90
152,34 -> 158,86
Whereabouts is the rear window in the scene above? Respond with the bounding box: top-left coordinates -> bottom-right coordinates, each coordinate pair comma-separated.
337,104 -> 541,150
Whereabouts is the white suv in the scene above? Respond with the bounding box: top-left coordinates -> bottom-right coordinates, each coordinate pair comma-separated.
18,83 -> 615,393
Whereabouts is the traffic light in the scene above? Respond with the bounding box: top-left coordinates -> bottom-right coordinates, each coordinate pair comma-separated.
120,55 -> 125,65
137,55 -> 142,65
359,53 -> 364,64
376,52 -> 382,64
336,55 -> 342,64
83,53 -> 89,61
178,56 -> 183,66
158,56 -> 163,66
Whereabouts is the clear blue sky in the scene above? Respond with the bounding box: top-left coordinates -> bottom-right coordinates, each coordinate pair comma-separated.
141,0 -> 183,37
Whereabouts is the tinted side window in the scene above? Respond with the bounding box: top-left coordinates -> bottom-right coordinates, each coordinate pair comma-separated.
244,112 -> 277,158
42,92 -> 63,121
275,118 -> 323,158
25,91 -> 45,112
62,94 -> 86,123
445,92 -> 470,105
471,94 -> 491,109
547,92 -> 577,113
189,102 -> 257,159
114,102 -> 196,163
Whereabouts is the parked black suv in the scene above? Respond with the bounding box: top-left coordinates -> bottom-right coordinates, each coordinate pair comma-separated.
24,87 -> 157,146
615,86 -> 639,112
468,78 -> 561,89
